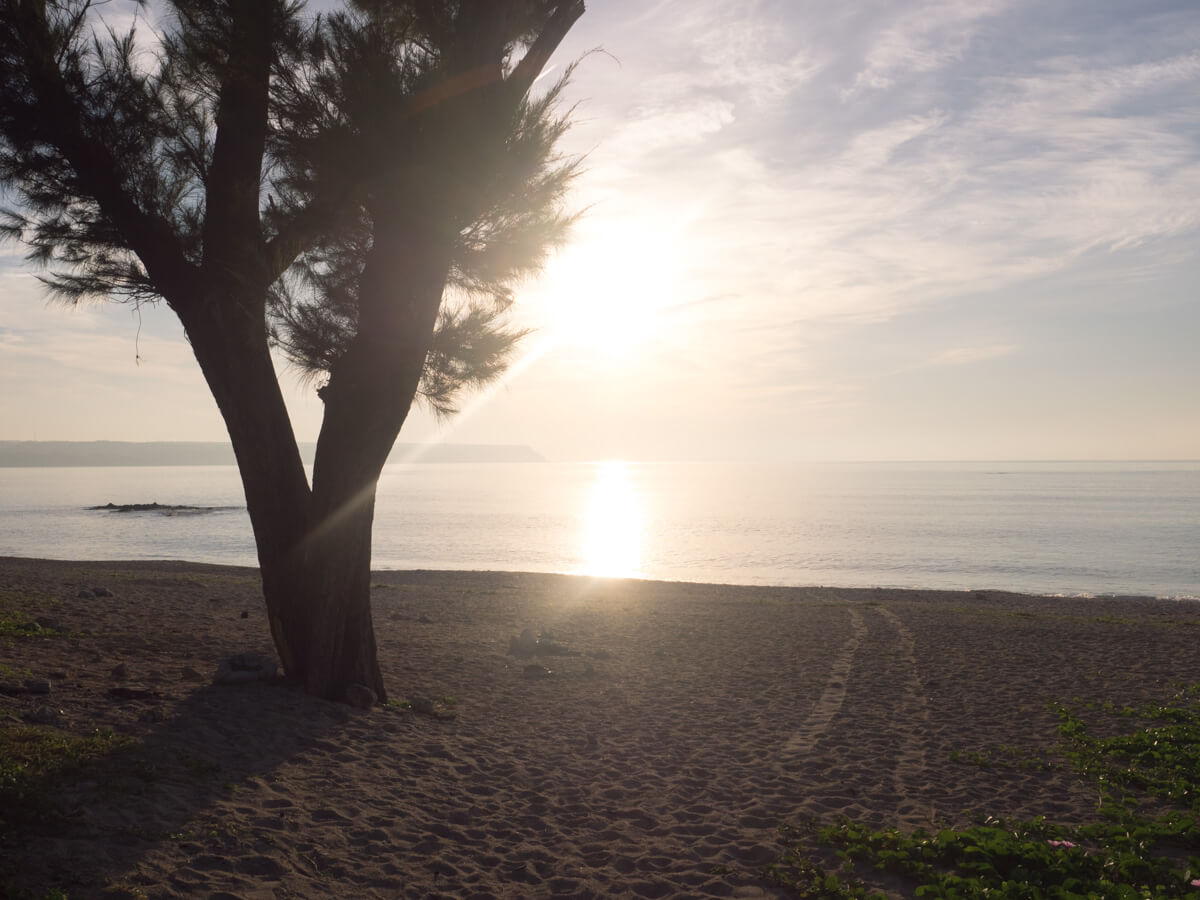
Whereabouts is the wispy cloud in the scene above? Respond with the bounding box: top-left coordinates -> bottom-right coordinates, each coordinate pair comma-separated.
922,344 -> 1017,368
848,0 -> 1011,94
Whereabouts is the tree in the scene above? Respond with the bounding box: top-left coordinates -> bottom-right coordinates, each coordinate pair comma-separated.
0,0 -> 585,701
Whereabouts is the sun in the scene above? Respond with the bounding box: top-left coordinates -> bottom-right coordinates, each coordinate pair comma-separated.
539,227 -> 681,358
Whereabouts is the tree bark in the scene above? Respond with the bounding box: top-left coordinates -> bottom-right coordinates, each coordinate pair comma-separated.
182,287 -> 394,702
176,209 -> 448,703
176,292 -> 315,683
288,213 -> 451,701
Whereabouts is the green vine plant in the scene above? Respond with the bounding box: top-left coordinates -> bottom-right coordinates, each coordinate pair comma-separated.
767,684 -> 1200,898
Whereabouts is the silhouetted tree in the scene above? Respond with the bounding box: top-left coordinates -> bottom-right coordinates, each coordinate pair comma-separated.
0,0 -> 584,701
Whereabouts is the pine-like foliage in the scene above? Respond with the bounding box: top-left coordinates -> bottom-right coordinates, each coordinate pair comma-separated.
0,0 -> 306,305
0,0 -> 582,415
269,0 -> 582,414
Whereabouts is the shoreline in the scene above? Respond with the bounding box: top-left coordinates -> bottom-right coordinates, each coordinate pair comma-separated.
3,556 -> 1200,897
4,553 -> 1197,603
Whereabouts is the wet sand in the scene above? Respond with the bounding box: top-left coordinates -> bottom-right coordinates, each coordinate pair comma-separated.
2,556 -> 1198,898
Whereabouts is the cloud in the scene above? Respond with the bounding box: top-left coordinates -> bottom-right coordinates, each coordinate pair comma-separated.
923,344 -> 1017,368
532,0 -> 1200,428
0,272 -> 197,384
594,98 -> 735,175
848,0 -> 1011,94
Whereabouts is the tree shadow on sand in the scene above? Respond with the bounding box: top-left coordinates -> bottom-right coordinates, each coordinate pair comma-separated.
1,677 -> 358,897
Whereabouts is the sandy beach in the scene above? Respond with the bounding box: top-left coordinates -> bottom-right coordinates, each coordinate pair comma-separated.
2,555 -> 1199,898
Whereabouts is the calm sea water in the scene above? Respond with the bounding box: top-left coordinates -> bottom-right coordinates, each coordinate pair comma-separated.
0,461 -> 1196,598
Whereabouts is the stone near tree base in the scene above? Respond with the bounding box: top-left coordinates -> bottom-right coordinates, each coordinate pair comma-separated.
409,696 -> 435,715
344,683 -> 377,709
108,684 -> 160,700
213,652 -> 278,685
110,662 -> 129,681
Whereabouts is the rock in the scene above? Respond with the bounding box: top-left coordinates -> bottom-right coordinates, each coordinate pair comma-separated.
48,671 -> 68,680
179,666 -> 205,682
214,666 -> 260,684
108,685 -> 159,699
410,696 -> 435,715
344,683 -> 377,709
213,653 -> 278,685
77,589 -> 96,599
508,628 -> 538,659
536,640 -> 581,657
417,614 -> 433,624
34,616 -> 63,631
24,705 -> 66,726
23,679 -> 51,695
523,664 -> 552,680
508,628 -> 580,658
91,587 -> 113,598
0,682 -> 23,695
110,662 -> 129,681
240,610 -> 249,619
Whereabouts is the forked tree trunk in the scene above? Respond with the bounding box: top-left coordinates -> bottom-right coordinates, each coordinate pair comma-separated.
178,294 -> 384,702
179,237 -> 439,702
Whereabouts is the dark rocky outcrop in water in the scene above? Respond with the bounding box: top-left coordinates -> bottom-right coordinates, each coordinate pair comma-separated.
87,502 -> 234,514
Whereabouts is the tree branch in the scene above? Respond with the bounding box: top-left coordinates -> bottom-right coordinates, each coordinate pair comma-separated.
10,0 -> 195,299
201,0 -> 276,290
506,1 -> 584,101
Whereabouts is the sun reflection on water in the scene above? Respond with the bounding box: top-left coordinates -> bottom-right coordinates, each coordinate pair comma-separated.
579,460 -> 645,578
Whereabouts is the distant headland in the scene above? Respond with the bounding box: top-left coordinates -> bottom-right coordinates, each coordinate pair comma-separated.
0,440 -> 545,467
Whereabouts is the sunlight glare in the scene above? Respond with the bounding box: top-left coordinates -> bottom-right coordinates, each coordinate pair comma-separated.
579,460 -> 645,578
541,229 -> 681,358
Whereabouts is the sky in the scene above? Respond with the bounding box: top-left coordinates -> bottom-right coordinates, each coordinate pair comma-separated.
1,0 -> 1198,462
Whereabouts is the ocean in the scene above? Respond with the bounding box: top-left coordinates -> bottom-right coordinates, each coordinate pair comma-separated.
0,460 -> 1196,598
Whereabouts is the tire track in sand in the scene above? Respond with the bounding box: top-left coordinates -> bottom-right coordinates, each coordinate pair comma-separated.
782,606 -> 867,754
875,606 -> 930,809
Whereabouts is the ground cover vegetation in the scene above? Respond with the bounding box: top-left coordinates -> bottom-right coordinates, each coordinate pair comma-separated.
0,0 -> 585,701
768,684 -> 1200,898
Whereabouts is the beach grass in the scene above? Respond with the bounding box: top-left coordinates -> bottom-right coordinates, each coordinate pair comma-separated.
768,683 -> 1200,897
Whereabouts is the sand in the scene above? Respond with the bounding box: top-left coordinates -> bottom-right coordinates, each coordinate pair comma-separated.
2,555 -> 1199,898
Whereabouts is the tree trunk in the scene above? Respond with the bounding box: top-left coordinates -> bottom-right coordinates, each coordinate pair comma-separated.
292,423 -> 391,702
183,300 -> 388,702
177,213 -> 444,702
287,213 -> 450,701
175,296 -> 320,684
